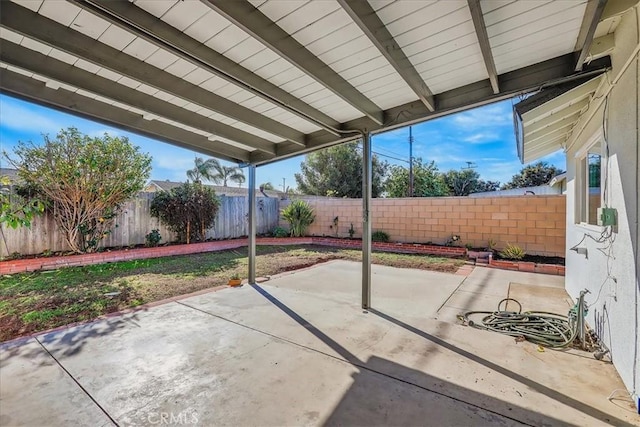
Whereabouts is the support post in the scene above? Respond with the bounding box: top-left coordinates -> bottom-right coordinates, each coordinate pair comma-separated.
362,132 -> 372,309
248,164 -> 257,285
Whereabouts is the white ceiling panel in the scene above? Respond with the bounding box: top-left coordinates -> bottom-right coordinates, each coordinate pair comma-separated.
74,58 -> 101,74
254,0 -> 307,22
164,58 -> 198,79
182,68 -> 216,86
2,0 -> 612,163
0,27 -> 24,44
274,1 -> 340,35
117,76 -> 141,90
98,25 -> 137,51
70,10 -> 111,40
370,1 -> 434,18
48,48 -> 77,65
392,6 -> 471,49
135,83 -> 159,96
223,37 -> 267,64
122,37 -> 159,61
428,63 -> 487,94
133,0 -> 178,18
383,1 -> 467,43
96,67 -> 122,82
144,49 -> 180,70
160,1 -> 211,32
239,48 -> 280,72
38,0 -> 81,27
204,24 -> 250,54
9,0 -> 43,13
183,11 -> 230,44
20,37 -> 52,55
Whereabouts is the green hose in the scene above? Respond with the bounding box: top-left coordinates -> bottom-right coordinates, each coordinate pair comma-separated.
462,298 -> 580,348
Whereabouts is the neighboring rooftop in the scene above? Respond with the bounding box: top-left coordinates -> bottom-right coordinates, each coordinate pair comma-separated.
145,179 -> 283,198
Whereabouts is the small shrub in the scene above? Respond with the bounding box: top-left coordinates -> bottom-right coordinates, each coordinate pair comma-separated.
271,226 -> 289,238
145,229 -> 162,247
372,230 -> 390,243
500,243 -> 526,260
465,243 -> 473,250
150,183 -> 220,244
348,223 -> 355,239
230,272 -> 240,280
281,200 -> 315,237
487,238 -> 497,251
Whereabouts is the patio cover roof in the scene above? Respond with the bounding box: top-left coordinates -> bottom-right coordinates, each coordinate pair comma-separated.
512,1 -> 635,163
0,0 -> 614,166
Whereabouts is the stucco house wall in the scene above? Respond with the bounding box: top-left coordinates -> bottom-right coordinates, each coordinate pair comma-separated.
564,6 -> 639,402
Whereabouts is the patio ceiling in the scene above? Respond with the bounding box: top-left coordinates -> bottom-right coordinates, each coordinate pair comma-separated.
513,0 -> 631,164
0,0 -> 612,165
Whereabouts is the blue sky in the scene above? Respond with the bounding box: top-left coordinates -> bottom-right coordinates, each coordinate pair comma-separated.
0,94 -> 564,190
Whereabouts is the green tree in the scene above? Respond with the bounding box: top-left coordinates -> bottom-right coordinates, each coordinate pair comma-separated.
214,165 -> 245,187
150,182 -> 220,244
442,169 -> 479,196
295,142 -> 388,197
187,157 -> 246,187
0,176 -> 44,229
260,182 -> 275,191
475,179 -> 501,193
187,157 -> 220,183
502,161 -> 564,189
5,128 -> 151,253
385,159 -> 448,197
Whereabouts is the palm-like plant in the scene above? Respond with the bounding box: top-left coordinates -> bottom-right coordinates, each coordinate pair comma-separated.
281,200 -> 315,237
213,165 -> 245,187
186,157 -> 221,183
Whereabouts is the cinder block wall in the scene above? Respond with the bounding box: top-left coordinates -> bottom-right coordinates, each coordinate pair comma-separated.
280,195 -> 566,257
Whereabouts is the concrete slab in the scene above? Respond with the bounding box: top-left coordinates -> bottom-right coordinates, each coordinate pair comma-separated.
268,260 -> 465,318
0,339 -> 112,426
9,299 -> 522,426
508,282 -> 574,313
1,262 -> 637,426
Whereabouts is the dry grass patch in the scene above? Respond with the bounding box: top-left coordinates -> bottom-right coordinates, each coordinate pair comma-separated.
0,245 -> 464,341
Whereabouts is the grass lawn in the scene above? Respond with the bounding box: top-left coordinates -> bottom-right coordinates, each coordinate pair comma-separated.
0,245 -> 464,342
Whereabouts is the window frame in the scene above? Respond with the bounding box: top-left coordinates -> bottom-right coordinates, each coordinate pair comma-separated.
574,129 -> 605,229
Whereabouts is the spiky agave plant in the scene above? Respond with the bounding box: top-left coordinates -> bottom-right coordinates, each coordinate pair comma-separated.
281,200 -> 315,237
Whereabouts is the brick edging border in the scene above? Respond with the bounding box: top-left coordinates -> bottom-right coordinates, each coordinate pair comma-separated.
0,237 -> 562,276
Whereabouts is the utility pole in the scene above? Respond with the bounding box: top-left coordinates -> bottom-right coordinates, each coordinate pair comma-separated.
408,126 -> 414,197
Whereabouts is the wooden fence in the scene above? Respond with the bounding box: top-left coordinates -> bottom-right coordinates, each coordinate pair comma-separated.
0,193 -> 280,257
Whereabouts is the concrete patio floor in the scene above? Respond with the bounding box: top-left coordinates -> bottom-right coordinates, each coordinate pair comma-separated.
1,261 -> 638,426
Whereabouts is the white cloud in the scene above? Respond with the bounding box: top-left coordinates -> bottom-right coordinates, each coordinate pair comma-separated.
452,104 -> 512,128
0,100 -> 63,135
463,132 -> 498,144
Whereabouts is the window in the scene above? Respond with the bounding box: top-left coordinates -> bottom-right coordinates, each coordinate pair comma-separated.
576,137 -> 603,226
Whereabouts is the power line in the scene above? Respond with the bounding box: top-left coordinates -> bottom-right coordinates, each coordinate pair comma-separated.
354,145 -> 409,163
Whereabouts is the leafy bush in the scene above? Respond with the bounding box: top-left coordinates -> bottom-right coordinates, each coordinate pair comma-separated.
372,230 -> 390,242
271,226 -> 289,238
145,229 -> 162,247
151,183 -> 220,244
4,128 -> 151,253
281,200 -> 315,237
500,243 -> 526,260
348,223 -> 355,238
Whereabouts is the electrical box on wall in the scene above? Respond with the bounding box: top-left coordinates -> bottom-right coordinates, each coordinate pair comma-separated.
597,207 -> 617,227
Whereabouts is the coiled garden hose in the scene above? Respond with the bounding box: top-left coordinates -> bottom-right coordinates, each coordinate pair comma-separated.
462,297 -> 582,349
